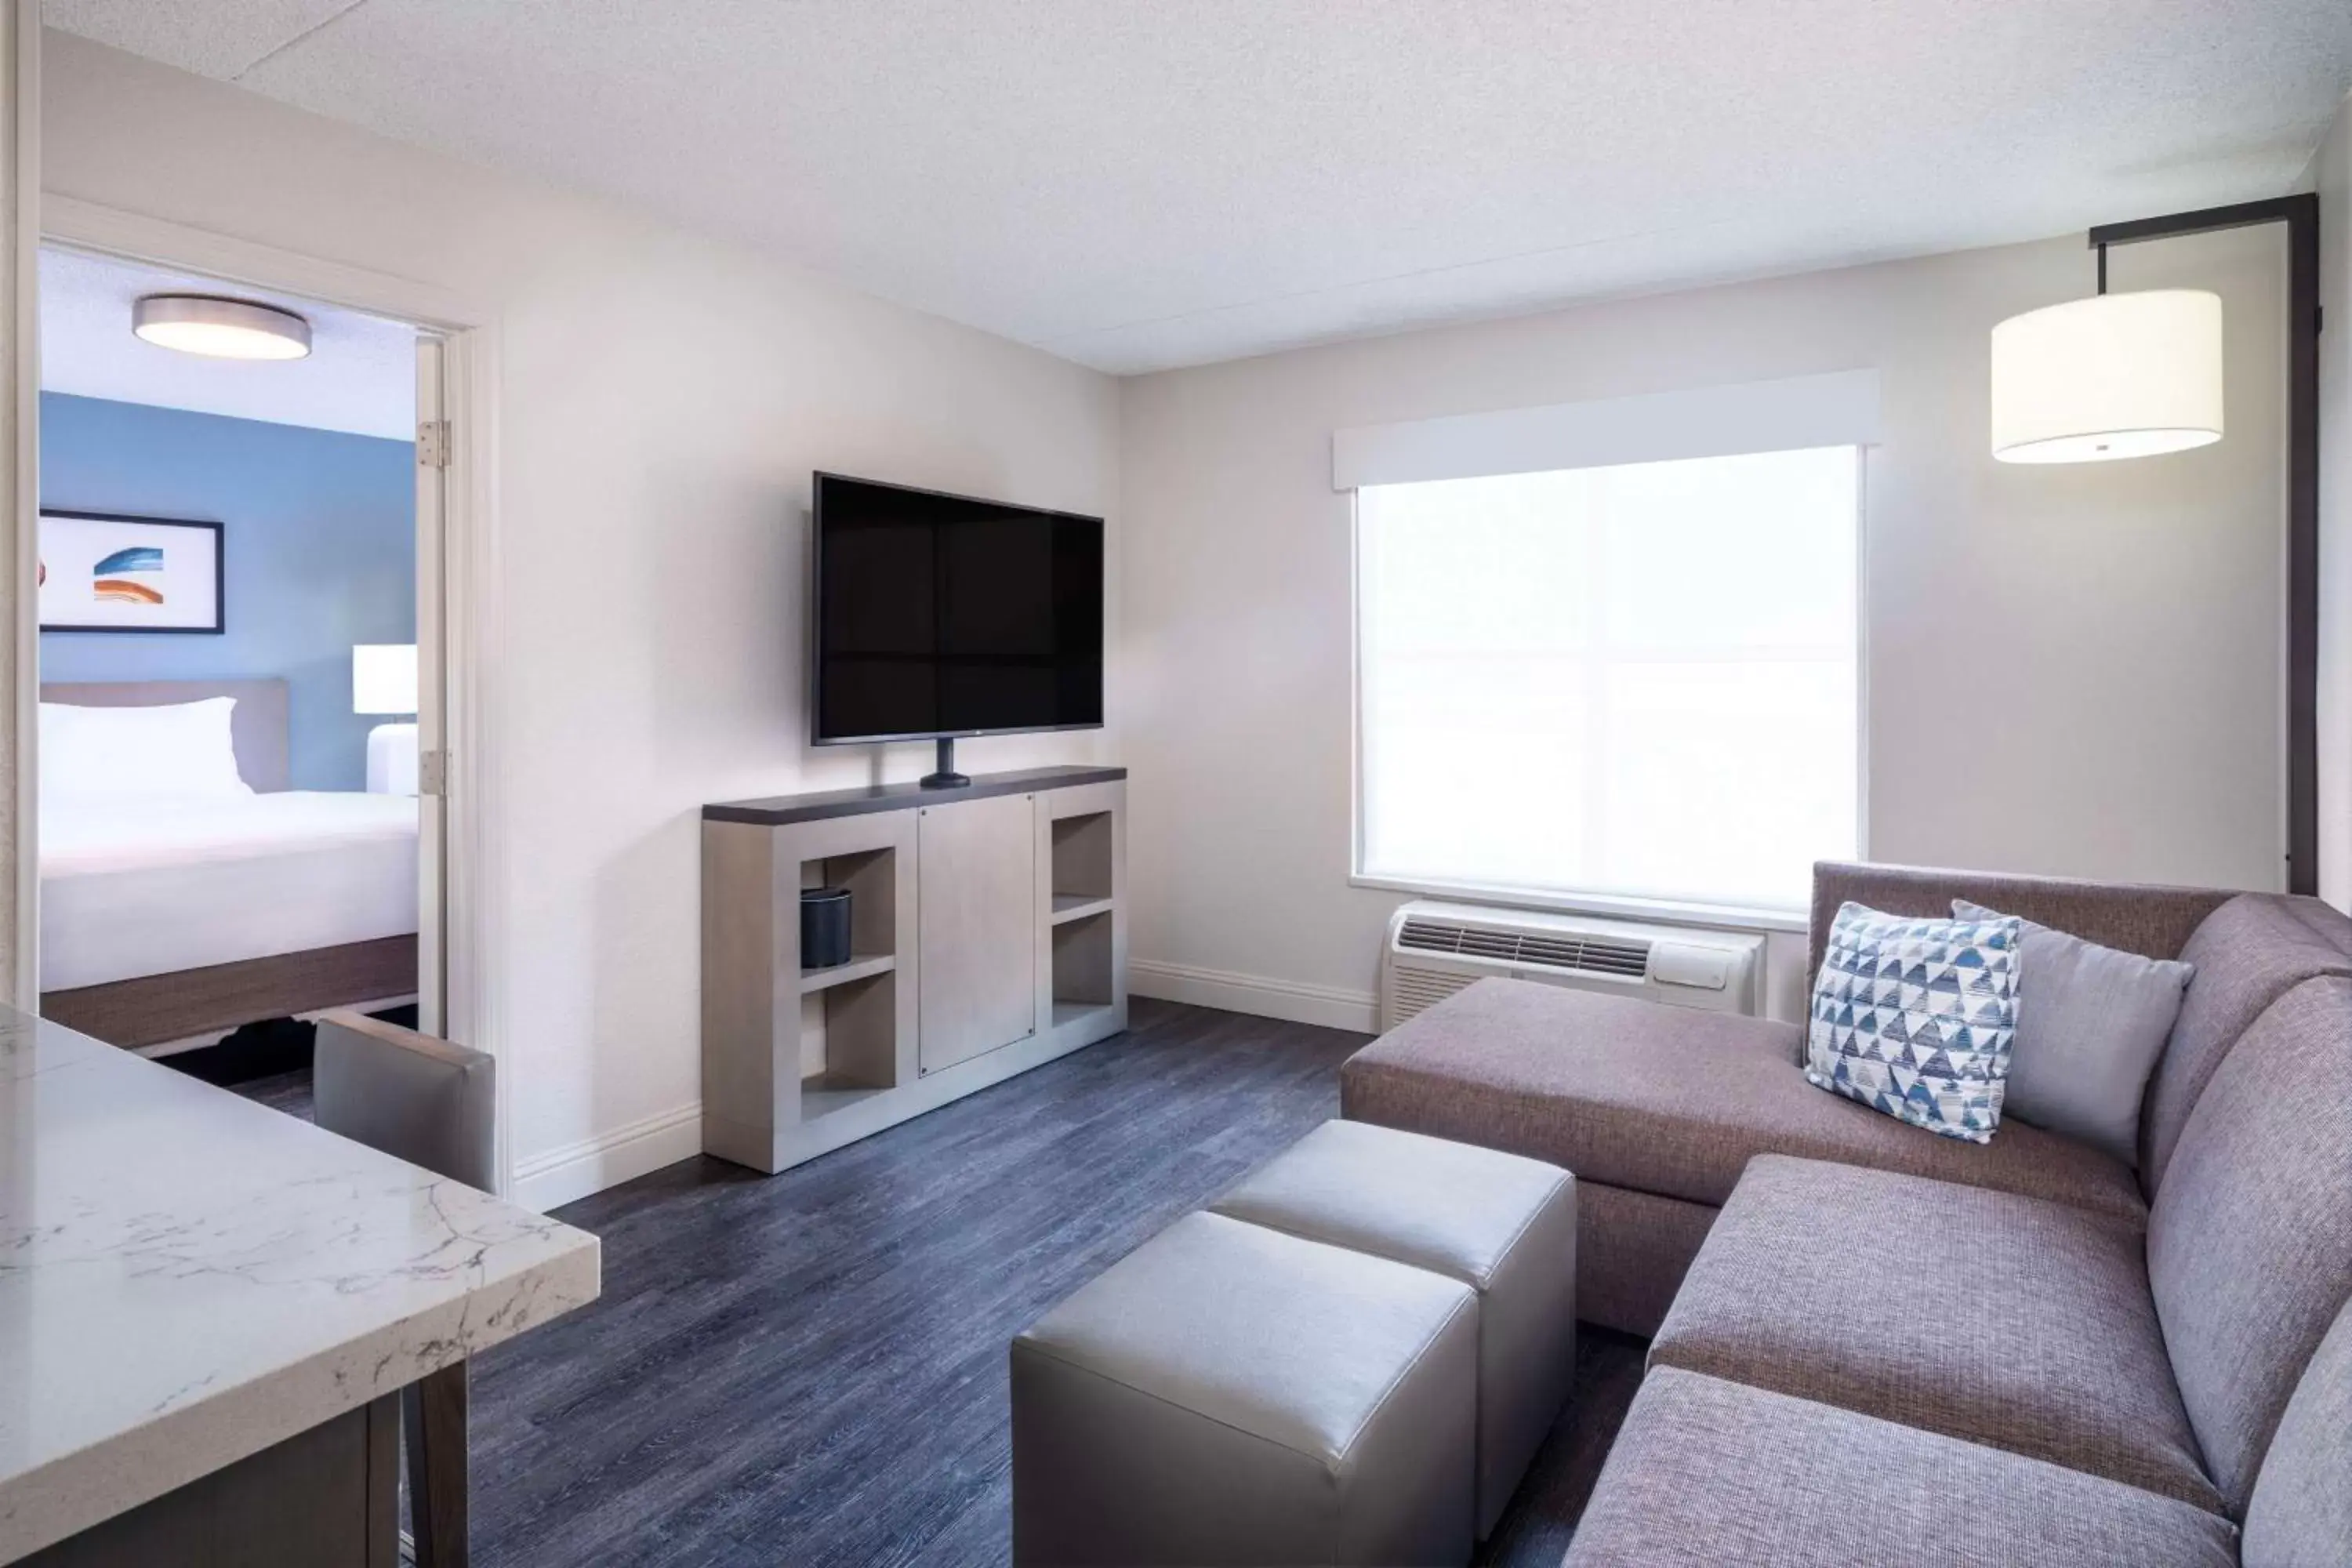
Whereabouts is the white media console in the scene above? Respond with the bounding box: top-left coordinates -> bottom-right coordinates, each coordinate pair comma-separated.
700,765 -> 1128,1174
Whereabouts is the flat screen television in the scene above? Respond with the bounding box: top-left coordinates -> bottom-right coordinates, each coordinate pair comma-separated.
811,473 -> 1103,784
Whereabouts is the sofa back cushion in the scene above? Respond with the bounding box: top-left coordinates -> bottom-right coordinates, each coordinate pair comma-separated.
1809,862 -> 2230,991
2146,975 -> 2352,1517
2241,1292 -> 2352,1568
2141,895 -> 2352,1192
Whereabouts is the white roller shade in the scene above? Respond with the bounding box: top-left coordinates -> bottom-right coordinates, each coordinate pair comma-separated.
1331,370 -> 1882,492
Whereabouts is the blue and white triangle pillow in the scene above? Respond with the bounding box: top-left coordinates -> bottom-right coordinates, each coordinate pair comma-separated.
1806,901 -> 2022,1143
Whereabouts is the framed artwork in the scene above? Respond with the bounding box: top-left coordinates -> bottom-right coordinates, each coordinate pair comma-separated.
39,511 -> 225,634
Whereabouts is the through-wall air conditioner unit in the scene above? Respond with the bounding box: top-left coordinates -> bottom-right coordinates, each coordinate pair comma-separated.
1378,899 -> 1764,1033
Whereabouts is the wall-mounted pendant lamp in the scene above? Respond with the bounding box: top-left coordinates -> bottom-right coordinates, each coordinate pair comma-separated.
132,293 -> 312,360
1989,194 -> 2320,894
1990,287 -> 2223,463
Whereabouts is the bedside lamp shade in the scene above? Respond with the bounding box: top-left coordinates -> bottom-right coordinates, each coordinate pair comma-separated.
353,644 -> 418,716
1989,289 -> 2223,464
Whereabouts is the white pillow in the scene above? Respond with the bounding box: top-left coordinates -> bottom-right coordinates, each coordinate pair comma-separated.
40,698 -> 255,804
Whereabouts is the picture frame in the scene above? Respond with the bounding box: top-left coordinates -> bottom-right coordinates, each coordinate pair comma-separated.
38,510 -> 226,634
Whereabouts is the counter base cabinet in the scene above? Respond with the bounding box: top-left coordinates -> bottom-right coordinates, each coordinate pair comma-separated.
23,1397 -> 399,1568
702,768 -> 1127,1175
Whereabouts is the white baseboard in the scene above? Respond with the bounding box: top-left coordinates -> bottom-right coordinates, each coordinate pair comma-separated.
506,961 -> 1375,1210
1129,958 -> 1377,1033
510,1099 -> 703,1212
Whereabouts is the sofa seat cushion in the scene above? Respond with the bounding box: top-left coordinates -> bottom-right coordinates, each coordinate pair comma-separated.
1650,1154 -> 2219,1512
1563,1368 -> 2238,1568
1340,978 -> 2145,1223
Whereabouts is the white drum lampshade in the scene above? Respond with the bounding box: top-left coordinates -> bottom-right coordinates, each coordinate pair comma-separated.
1989,289 -> 2223,463
353,643 -> 419,716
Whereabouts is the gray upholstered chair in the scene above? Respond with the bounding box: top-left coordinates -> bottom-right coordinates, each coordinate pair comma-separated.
312,1010 -> 495,1568
314,1011 -> 495,1190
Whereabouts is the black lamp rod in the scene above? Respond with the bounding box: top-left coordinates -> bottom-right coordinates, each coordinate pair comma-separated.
2082,192 -> 2319,897
2087,194 -> 2317,250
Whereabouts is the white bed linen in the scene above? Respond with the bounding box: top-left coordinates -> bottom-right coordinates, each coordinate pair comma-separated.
41,792 -> 419,992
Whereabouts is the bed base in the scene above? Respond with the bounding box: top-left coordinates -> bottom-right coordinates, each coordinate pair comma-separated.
42,937 -> 419,1052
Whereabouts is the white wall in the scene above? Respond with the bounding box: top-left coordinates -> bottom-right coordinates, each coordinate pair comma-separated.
40,32 -> 1121,1207
35,27 -> 2325,1185
1120,229 -> 2291,1026
2314,90 -> 2352,915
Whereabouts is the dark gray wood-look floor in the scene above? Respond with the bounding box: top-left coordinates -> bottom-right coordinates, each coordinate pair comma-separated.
238,999 -> 1644,1566
234,1065 -> 316,1120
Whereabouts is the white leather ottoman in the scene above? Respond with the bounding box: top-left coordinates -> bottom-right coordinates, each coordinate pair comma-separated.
1011,1210 -> 1478,1566
1212,1119 -> 1578,1538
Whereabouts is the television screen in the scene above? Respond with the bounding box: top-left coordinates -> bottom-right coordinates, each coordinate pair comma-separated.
811,473 -> 1105,743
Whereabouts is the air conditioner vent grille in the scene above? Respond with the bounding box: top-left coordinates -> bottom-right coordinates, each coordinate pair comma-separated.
1396,917 -> 1653,979
1385,964 -> 1476,1026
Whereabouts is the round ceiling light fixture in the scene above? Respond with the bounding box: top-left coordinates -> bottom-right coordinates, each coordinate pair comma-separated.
1989,288 -> 2222,464
132,294 -> 313,361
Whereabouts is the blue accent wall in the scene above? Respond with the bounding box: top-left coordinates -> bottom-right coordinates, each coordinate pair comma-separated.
38,393 -> 415,790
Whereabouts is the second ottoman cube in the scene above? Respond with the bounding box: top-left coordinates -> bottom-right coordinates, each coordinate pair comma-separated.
1212,1120 -> 1578,1538
1012,1210 -> 1479,1566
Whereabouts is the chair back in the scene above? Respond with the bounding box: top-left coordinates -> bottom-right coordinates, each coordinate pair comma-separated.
313,1011 -> 496,1191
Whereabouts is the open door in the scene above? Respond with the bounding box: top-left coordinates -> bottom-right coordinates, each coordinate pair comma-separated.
414,334 -> 448,1036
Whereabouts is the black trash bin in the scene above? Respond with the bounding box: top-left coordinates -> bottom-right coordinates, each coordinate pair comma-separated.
800,887 -> 852,970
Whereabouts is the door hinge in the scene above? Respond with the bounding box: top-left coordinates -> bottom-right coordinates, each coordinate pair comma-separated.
416,419 -> 452,469
419,749 -> 450,797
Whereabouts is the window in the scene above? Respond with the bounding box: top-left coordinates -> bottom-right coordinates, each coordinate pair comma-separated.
1356,444 -> 1860,916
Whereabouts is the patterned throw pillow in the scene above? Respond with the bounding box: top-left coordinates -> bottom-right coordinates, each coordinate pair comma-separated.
1807,901 -> 2023,1143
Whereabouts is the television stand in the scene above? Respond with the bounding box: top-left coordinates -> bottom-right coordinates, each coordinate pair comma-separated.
701,765 -> 1128,1174
920,736 -> 971,790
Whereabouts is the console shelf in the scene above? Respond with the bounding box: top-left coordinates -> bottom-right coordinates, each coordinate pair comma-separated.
797,953 -> 897,994
1051,1000 -> 1118,1032
702,766 -> 1127,1174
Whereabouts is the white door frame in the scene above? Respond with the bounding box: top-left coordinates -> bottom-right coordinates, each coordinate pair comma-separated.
26,197 -> 513,1190
5,2 -> 38,1018
412,332 -> 451,1038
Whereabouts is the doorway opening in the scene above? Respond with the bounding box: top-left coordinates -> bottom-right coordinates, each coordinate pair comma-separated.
32,242 -> 449,1112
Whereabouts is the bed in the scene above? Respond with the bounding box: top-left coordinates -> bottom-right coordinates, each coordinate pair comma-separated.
38,678 -> 419,1051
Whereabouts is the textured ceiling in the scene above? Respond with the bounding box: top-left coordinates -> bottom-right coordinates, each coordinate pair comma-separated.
44,0 -> 2352,374
41,246 -> 417,440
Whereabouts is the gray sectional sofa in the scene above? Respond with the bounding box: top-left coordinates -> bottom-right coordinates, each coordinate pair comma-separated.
1341,861 -> 2352,1566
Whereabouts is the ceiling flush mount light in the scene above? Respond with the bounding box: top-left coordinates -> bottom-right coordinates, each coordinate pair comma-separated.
132,293 -> 312,360
1990,285 -> 2222,464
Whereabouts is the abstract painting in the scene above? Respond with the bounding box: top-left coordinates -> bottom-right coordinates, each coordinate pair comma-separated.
39,511 -> 224,633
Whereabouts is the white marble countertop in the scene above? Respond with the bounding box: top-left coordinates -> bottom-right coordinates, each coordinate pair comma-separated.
0,1009 -> 600,1561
